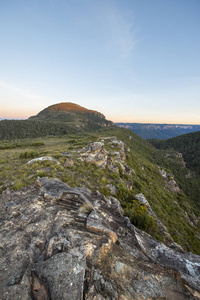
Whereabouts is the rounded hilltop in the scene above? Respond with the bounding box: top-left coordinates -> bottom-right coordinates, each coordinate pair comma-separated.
38,102 -> 105,117
29,102 -> 113,127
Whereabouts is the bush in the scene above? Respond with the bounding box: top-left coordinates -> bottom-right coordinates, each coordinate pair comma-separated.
124,200 -> 161,239
13,181 -> 25,191
19,151 -> 39,159
99,186 -> 110,197
79,203 -> 93,214
37,171 -> 48,177
29,141 -> 45,147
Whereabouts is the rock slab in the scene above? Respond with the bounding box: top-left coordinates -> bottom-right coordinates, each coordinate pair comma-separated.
0,177 -> 200,299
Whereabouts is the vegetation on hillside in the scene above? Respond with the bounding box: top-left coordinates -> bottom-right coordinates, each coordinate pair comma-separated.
0,120 -> 80,140
0,118 -> 113,140
149,130 -> 200,175
1,126 -> 200,254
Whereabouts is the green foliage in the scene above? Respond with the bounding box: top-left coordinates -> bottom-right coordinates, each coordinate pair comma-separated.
125,201 -> 162,238
99,186 -> 110,197
0,142 -> 22,150
117,183 -> 134,202
0,120 -> 79,140
19,151 -> 39,159
150,131 -> 200,175
29,141 -> 45,147
13,181 -> 25,191
37,171 -> 48,177
116,183 -> 160,239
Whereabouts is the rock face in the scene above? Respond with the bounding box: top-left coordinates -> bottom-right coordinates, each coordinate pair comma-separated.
1,177 -> 200,300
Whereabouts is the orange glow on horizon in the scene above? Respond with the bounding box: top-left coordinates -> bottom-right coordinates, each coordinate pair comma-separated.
1,110 -> 199,125
107,114 -> 200,125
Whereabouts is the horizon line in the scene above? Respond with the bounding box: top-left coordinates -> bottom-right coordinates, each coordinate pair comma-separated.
0,117 -> 200,126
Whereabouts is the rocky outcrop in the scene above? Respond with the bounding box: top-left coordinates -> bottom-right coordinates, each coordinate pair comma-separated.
79,138 -> 132,176
1,177 -> 200,299
159,168 -> 181,193
80,142 -> 108,168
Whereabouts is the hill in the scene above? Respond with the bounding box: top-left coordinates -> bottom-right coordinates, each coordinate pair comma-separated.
0,103 -> 113,140
29,102 -> 113,126
116,122 -> 200,139
149,130 -> 200,175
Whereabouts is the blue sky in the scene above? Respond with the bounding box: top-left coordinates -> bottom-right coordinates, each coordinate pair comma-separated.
0,0 -> 200,124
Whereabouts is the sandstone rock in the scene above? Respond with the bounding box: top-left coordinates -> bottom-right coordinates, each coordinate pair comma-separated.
79,138 -> 129,174
64,158 -> 74,167
0,178 -> 200,299
80,142 -> 108,168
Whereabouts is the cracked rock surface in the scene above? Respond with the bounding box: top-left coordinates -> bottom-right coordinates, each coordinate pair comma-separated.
0,177 -> 200,300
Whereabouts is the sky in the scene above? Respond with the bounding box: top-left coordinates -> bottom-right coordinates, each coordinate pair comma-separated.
0,0 -> 200,124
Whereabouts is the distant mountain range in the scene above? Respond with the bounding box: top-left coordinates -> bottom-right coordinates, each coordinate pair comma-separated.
115,123 -> 200,140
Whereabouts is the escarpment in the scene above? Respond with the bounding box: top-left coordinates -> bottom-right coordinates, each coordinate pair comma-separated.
1,177 -> 200,300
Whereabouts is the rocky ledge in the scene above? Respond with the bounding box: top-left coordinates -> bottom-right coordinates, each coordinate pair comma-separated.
0,178 -> 200,300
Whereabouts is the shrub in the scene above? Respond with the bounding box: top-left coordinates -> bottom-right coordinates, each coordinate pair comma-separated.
79,203 -> 93,214
29,141 -> 45,147
124,200 -> 162,239
13,181 -> 25,191
37,171 -> 48,177
19,151 -> 39,159
99,186 -> 110,197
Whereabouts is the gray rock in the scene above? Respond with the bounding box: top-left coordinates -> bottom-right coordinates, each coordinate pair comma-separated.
0,178 -> 200,299
159,168 -> 181,193
79,138 -> 129,174
135,193 -> 150,207
106,184 -> 117,195
27,156 -> 60,165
